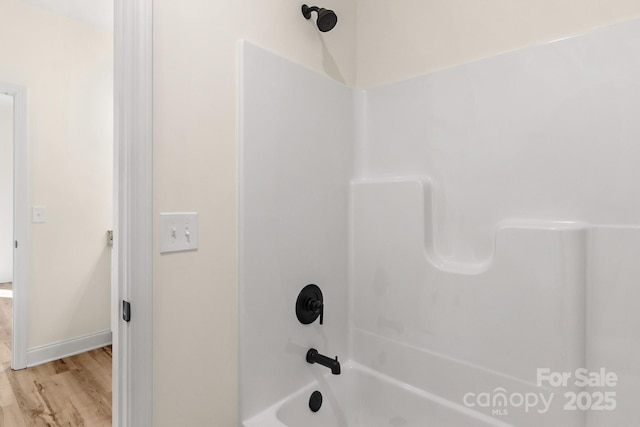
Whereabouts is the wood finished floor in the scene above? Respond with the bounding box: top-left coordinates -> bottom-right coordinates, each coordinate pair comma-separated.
0,283 -> 112,427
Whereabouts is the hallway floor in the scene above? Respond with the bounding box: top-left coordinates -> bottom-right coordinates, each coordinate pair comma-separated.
0,283 -> 112,426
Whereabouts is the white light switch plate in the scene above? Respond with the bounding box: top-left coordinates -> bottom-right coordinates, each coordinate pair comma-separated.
160,212 -> 199,254
32,206 -> 47,223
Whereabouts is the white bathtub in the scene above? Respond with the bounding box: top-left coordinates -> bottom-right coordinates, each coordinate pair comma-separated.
243,361 -> 509,427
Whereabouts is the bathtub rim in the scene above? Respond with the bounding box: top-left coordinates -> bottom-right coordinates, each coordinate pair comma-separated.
242,360 -> 512,427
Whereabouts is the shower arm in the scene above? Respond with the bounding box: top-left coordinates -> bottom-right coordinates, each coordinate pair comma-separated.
302,5 -> 320,19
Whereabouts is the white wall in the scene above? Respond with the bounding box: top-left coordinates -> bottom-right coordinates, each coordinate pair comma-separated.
239,41 -> 353,420
153,1 -> 356,425
0,0 -> 112,348
0,94 -> 13,283
357,0 -> 640,87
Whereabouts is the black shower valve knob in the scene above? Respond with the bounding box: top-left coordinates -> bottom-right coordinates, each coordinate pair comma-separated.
305,298 -> 324,325
296,284 -> 325,325
305,298 -> 322,312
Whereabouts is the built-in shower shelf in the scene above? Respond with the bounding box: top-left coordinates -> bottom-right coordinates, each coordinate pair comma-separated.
352,178 -> 590,274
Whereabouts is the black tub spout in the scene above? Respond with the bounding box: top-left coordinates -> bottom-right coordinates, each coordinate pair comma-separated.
306,348 -> 341,375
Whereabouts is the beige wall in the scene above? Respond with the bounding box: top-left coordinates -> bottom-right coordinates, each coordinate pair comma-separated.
0,0 -> 112,347
0,94 -> 12,283
357,0 -> 640,87
152,0 -> 355,425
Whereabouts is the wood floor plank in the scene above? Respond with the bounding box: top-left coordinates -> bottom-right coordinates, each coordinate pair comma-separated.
0,296 -> 11,365
0,283 -> 112,427
3,352 -> 112,427
0,370 -> 17,407
0,402 -> 28,427
56,372 -> 106,420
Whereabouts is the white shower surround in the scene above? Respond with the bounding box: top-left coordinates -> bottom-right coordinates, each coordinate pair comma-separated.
239,17 -> 640,426
238,40 -> 353,421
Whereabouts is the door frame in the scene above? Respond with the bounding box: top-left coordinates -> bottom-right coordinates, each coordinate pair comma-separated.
113,0 -> 153,426
1,83 -> 28,371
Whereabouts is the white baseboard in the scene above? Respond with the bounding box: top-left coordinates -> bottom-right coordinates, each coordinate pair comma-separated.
0,274 -> 12,284
27,329 -> 112,367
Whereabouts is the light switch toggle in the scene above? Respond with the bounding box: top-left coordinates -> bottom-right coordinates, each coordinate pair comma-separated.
160,213 -> 199,254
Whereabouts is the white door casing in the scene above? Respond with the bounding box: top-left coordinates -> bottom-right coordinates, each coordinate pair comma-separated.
113,0 -> 153,426
0,83 -> 28,371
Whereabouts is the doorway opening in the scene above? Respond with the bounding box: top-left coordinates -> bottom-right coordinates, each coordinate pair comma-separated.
0,92 -> 13,366
1,0 -> 115,423
2,1 -> 153,425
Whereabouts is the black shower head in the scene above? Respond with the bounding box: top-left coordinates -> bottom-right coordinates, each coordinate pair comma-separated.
302,4 -> 338,32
